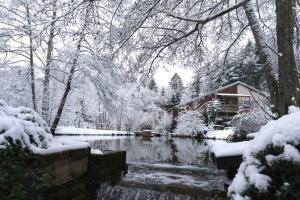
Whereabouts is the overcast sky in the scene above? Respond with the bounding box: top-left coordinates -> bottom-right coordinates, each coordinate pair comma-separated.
154,65 -> 194,88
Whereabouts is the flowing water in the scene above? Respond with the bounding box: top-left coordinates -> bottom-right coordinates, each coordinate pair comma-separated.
87,136 -> 229,200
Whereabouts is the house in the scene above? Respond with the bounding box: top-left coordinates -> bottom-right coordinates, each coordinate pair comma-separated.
170,81 -> 267,126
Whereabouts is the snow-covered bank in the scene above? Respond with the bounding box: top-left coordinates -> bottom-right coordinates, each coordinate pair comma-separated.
211,141 -> 250,157
205,129 -> 235,140
0,100 -> 89,154
55,135 -> 132,142
228,106 -> 300,199
205,128 -> 246,159
55,127 -> 134,136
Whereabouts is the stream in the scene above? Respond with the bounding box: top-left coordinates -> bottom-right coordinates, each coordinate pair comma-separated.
88,136 -> 229,200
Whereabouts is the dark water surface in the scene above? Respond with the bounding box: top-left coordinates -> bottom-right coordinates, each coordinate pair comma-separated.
88,137 -> 228,200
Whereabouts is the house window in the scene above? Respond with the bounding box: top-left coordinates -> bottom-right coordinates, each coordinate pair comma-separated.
219,96 -> 238,105
242,99 -> 251,108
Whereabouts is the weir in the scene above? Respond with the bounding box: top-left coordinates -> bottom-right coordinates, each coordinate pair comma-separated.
44,136 -> 232,200
90,137 -> 229,200
37,148 -> 127,200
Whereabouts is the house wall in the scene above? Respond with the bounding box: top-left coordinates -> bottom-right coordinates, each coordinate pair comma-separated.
237,85 -> 265,105
219,85 -> 238,94
194,96 -> 213,110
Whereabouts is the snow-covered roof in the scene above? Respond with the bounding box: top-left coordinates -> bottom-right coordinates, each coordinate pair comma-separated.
215,81 -> 264,95
181,81 -> 265,106
216,93 -> 251,97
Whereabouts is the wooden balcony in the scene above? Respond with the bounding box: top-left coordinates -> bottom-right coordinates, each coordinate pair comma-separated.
220,103 -> 251,113
221,104 -> 239,113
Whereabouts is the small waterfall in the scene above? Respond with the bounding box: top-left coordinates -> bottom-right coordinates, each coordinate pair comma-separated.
89,137 -> 229,200
96,183 -> 227,200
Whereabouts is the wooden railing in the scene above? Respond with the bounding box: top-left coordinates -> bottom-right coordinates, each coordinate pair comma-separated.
221,103 -> 252,113
221,104 -> 239,113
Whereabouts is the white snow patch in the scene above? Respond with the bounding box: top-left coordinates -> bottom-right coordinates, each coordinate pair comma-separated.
206,129 -> 234,140
91,149 -> 103,155
211,141 -> 250,157
289,105 -> 300,114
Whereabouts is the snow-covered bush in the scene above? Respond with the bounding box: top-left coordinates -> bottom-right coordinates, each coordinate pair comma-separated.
231,107 -> 271,134
228,106 -> 300,200
154,112 -> 172,133
174,110 -> 207,136
0,100 -> 58,153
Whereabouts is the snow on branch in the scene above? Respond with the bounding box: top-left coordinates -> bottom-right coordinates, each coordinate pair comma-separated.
166,0 -> 250,25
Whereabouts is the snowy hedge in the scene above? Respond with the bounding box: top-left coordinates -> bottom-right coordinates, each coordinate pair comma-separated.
174,110 -> 207,136
228,106 -> 300,200
0,100 -> 86,154
230,107 -> 271,135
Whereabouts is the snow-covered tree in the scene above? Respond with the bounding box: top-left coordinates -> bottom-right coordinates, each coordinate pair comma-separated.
110,83 -> 171,132
114,0 -> 300,117
191,41 -> 265,96
148,78 -> 158,92
162,73 -> 185,110
169,73 -> 184,93
0,67 -> 32,108
174,110 -> 207,136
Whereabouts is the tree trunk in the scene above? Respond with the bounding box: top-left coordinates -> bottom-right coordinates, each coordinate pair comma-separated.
50,61 -> 77,134
25,5 -> 37,111
276,0 -> 300,115
294,1 -> 300,73
41,0 -> 57,123
50,35 -> 85,134
50,2 -> 92,134
243,2 -> 280,115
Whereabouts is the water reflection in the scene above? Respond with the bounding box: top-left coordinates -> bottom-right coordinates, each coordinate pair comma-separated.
90,137 -> 210,166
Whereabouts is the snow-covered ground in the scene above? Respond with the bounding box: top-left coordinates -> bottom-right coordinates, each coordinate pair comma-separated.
55,127 -> 134,136
91,149 -> 103,155
205,140 -> 228,150
211,141 -> 250,157
205,128 -> 235,140
55,135 -> 132,141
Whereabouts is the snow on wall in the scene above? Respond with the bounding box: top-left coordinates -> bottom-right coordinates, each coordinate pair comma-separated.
211,141 -> 250,157
0,100 -> 89,154
228,106 -> 300,199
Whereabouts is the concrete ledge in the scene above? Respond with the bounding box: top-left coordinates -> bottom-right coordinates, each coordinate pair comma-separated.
211,153 -> 243,178
214,154 -> 243,170
37,147 -> 90,187
88,150 -> 127,182
39,149 -> 127,200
